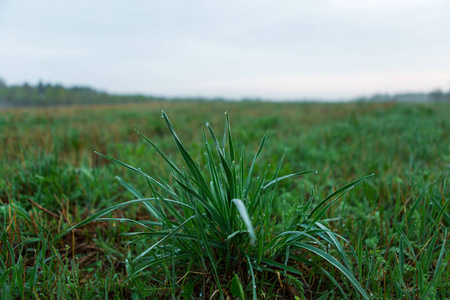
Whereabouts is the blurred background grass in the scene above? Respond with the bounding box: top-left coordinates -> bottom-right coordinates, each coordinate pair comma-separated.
1,100 -> 449,298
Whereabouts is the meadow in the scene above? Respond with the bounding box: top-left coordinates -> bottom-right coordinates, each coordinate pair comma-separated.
1,100 -> 449,299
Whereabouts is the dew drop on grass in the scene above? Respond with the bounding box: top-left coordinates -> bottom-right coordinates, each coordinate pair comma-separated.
315,171 -> 318,174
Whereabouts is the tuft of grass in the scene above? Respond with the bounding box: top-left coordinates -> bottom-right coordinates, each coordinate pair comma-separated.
69,111 -> 372,299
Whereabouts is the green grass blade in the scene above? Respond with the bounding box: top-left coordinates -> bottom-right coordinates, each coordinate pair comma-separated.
135,130 -> 183,177
263,170 -> 317,190
244,132 -> 267,199
421,231 -> 448,299
308,174 -> 374,219
259,257 -> 303,275
292,242 -> 370,300
133,215 -> 195,262
245,253 -> 257,300
225,112 -> 235,162
232,199 -> 256,245
429,197 -> 450,230
67,198 -> 192,232
116,176 -> 161,220
161,110 -> 209,190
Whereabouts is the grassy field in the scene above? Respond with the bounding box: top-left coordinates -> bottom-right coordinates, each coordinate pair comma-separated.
1,100 -> 449,299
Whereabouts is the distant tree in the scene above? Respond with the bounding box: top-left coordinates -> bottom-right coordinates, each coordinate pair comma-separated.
0,77 -> 6,89
37,81 -> 45,99
429,89 -> 444,102
0,78 -> 7,102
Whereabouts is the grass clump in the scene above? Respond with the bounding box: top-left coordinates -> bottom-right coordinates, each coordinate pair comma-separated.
69,111 -> 372,299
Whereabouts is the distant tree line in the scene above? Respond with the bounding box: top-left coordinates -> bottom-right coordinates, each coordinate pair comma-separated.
0,78 -> 161,107
360,88 -> 450,103
1,78 -> 449,107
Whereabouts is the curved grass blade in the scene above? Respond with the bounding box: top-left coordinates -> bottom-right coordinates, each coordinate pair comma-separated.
66,198 -> 193,232
129,252 -> 202,279
291,242 -> 370,300
245,253 -> 257,300
225,112 -> 235,162
136,130 -> 183,177
308,174 -> 374,220
116,176 -> 161,221
259,257 -> 303,275
161,111 -> 209,191
94,151 -> 177,198
232,199 -> 256,245
429,197 -> 450,230
133,215 -> 196,262
263,170 -> 317,190
421,230 -> 448,299
290,254 -> 348,300
96,218 -> 155,231
244,133 -> 267,199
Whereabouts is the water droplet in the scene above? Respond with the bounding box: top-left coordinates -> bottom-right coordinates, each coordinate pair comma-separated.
253,285 -> 257,289
315,171 -> 318,174
268,164 -> 271,167
224,111 -> 228,115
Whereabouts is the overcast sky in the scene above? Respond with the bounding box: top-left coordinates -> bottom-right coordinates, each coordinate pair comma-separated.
1,0 -> 449,100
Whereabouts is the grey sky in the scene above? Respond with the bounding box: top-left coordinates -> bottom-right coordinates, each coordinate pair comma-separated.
1,0 -> 449,99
